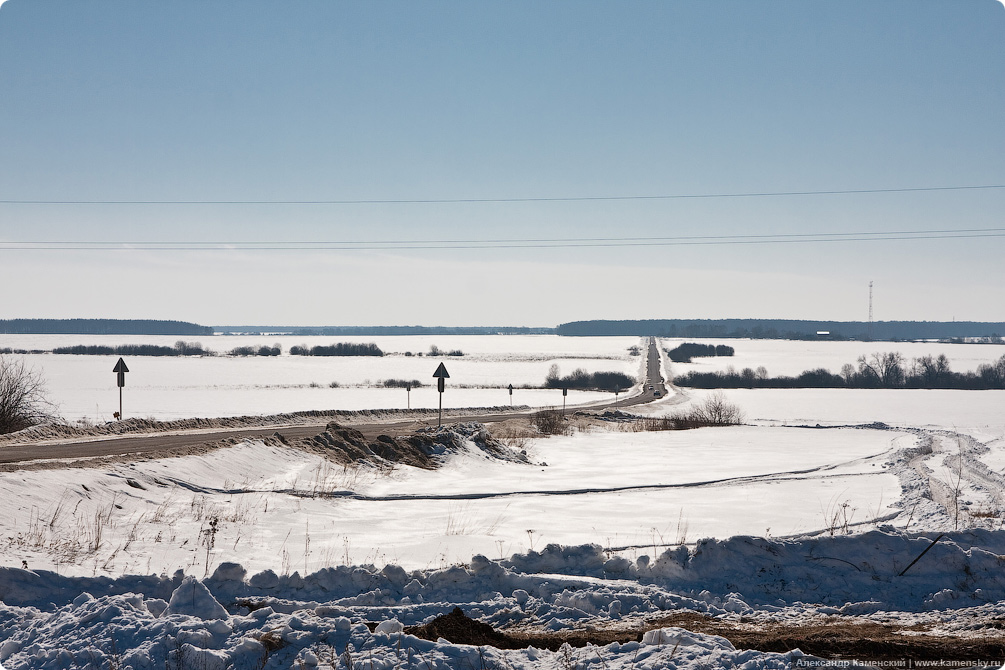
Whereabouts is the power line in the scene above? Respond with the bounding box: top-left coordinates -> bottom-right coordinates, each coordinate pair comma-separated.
1,184 -> 1003,205
4,227 -> 1004,251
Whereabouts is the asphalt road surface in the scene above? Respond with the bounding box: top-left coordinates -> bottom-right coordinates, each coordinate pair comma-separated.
1,338 -> 671,465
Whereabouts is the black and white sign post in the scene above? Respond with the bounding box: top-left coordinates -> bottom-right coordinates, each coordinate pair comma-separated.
405,383 -> 412,410
508,383 -> 513,406
433,362 -> 450,427
562,387 -> 567,416
112,357 -> 129,420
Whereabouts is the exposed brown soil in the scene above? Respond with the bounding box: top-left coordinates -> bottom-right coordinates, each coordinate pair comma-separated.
284,422 -> 437,469
403,609 -> 1005,663
405,607 -> 525,649
642,612 -> 1005,663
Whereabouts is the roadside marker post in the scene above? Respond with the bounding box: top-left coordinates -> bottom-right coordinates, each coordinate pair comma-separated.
508,383 -> 513,405
562,387 -> 567,416
112,357 -> 129,420
405,383 -> 411,410
433,362 -> 450,427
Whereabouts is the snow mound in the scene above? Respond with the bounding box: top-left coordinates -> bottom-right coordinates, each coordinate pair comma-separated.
162,576 -> 229,620
3,531 -> 1005,668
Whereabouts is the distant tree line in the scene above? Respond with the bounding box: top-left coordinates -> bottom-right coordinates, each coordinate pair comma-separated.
289,342 -> 384,357
51,341 -> 212,356
284,326 -> 554,336
0,319 -> 213,335
666,342 -> 735,363
228,345 -> 282,357
545,364 -> 635,392
675,353 -> 1005,390
557,319 -> 1005,341
381,379 -> 425,388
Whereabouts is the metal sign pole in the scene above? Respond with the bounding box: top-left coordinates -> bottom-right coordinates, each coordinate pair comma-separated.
562,388 -> 567,416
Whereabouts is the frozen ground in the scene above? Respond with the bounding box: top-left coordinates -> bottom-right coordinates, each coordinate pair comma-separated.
1,336 -> 1005,668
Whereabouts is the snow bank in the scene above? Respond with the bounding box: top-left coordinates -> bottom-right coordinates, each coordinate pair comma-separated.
3,529 -> 1005,668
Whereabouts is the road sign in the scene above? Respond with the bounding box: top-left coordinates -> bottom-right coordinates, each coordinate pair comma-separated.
508,383 -> 513,405
113,357 -> 129,383
112,358 -> 129,420
432,363 -> 450,426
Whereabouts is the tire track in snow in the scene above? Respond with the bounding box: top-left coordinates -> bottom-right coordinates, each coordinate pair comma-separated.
903,428 -> 1005,526
157,463 -> 891,502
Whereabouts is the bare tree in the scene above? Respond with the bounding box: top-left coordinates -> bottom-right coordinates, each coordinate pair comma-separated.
857,352 -> 905,387
0,356 -> 54,434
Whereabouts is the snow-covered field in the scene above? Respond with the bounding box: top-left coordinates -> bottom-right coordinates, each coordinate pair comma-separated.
2,335 -> 1005,669
663,337 -> 1005,380
2,335 -> 640,421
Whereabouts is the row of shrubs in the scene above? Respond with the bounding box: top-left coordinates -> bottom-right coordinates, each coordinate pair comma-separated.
228,345 -> 282,357
49,341 -> 280,357
630,393 -> 745,430
381,379 -> 425,388
666,342 -> 735,363
675,353 -> 1005,390
289,343 -> 384,357
51,341 -> 212,357
544,365 -> 636,393
8,342 -> 466,359
531,393 -> 745,435
427,345 -> 464,357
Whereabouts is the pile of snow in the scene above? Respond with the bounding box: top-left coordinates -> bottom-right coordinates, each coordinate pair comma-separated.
3,530 -> 1005,668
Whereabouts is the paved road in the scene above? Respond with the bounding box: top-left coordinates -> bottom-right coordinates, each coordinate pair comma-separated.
0,338 -> 670,465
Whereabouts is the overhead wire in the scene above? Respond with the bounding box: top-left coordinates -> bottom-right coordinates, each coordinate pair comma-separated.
3,227 -> 1005,251
0,183 -> 1003,205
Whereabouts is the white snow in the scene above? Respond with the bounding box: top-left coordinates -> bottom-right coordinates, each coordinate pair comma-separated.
2,334 -> 1005,668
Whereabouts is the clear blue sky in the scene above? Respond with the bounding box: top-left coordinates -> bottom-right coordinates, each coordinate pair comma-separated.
1,0 -> 1003,326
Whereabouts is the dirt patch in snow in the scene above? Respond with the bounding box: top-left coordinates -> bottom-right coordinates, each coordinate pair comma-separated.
410,609 -> 1005,662
406,607 -> 524,649
644,612 -> 1005,663
283,421 -> 529,470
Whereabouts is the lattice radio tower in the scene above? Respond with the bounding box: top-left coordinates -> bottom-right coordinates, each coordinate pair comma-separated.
868,281 -> 874,323
868,281 -> 874,340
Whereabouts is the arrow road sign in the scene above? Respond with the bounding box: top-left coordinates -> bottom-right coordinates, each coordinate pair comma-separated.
433,363 -> 450,426
112,358 -> 129,420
